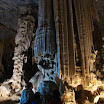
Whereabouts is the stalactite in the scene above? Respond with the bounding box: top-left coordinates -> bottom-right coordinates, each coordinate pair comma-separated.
67,0 -> 76,78
59,0 -> 66,78
73,0 -> 86,80
53,0 -> 61,78
81,0 -> 90,85
34,0 -> 56,57
73,0 -> 96,86
54,0 -> 76,79
63,0 -> 69,77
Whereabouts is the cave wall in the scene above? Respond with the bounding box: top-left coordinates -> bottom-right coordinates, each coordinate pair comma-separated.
96,0 -> 104,71
0,28 -> 15,82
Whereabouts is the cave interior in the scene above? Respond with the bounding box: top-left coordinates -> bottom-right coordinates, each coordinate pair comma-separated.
0,0 -> 104,104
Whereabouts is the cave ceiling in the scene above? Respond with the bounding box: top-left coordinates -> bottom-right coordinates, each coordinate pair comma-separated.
0,0 -> 38,40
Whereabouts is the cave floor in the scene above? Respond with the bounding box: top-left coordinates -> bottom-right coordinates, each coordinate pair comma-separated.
0,93 -> 20,104
0,100 -> 20,104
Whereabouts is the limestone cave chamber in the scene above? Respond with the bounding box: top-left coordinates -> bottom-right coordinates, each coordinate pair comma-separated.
0,0 -> 104,104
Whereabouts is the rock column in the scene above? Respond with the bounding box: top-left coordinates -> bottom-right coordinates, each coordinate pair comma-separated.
10,15 -> 35,92
34,0 -> 57,100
